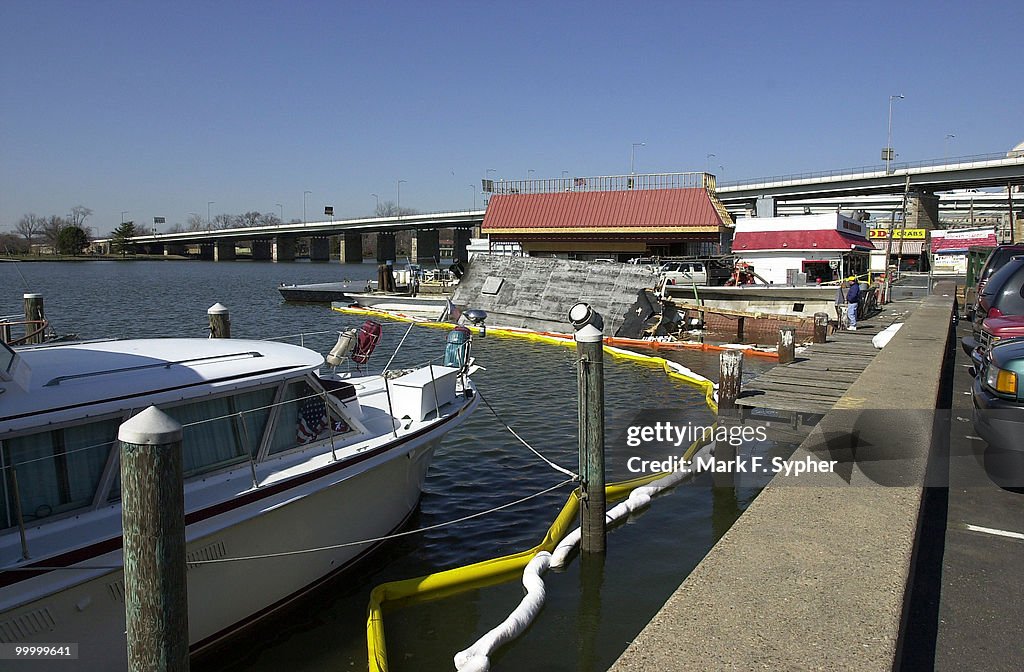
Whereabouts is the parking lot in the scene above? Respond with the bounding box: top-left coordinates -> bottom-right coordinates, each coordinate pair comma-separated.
901,320 -> 1024,670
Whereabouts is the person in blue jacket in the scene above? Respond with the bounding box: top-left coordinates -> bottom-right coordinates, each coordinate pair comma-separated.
846,277 -> 861,330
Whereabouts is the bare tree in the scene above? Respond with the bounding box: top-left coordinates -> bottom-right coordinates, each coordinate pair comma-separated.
212,213 -> 236,229
1,232 -> 30,254
238,211 -> 262,227
258,213 -> 282,227
15,213 -> 45,249
187,213 -> 206,231
68,205 -> 93,228
42,215 -> 67,252
165,222 -> 186,234
375,200 -> 418,218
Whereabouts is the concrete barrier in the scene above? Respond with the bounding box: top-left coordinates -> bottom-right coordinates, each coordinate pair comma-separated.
610,286 -> 956,671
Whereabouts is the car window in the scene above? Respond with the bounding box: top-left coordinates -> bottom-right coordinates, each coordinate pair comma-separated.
980,259 -> 1024,301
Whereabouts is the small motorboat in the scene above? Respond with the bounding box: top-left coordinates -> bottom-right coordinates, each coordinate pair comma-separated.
0,323 -> 479,669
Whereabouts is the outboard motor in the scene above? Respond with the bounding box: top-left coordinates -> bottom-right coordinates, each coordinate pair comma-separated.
443,326 -> 473,370
326,329 -> 357,367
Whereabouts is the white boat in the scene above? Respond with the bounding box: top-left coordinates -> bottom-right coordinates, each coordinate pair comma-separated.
0,329 -> 479,669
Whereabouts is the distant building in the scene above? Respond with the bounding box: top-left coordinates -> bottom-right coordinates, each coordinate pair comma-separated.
731,213 -> 872,284
480,173 -> 733,261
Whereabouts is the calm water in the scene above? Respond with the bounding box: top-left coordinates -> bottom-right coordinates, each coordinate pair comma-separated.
1,260 -> 783,672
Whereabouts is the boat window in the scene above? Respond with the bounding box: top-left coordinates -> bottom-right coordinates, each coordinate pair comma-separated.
267,381 -> 349,455
1,419 -> 119,529
163,388 -> 275,477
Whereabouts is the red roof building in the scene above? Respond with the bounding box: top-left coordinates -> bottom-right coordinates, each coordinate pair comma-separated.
481,176 -> 732,259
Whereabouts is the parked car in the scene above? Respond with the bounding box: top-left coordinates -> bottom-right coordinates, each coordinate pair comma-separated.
963,315 -> 1024,368
659,261 -> 708,286
971,256 -> 1024,340
972,337 -> 1024,454
967,244 -> 1024,320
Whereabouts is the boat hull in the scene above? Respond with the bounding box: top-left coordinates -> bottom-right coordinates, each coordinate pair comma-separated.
0,429 -> 447,671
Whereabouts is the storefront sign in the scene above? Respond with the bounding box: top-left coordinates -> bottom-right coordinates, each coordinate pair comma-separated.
868,228 -> 925,239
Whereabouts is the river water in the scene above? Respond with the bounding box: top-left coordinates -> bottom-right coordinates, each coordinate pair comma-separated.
1,260 -> 784,672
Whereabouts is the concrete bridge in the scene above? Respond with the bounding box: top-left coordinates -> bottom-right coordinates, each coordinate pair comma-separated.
94,152 -> 1023,261
95,210 -> 484,263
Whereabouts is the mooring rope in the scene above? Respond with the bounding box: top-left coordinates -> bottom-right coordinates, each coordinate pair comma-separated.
476,390 -> 578,480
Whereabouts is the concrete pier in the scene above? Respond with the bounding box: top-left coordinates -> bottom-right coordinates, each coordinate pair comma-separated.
252,240 -> 272,261
411,229 -> 440,264
452,228 -> 471,263
214,241 -> 236,262
340,232 -> 363,263
610,288 -> 956,671
376,232 -> 396,263
309,236 -> 330,262
272,237 -> 295,262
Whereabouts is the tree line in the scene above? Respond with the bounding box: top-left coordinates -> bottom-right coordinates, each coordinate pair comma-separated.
3,206 -> 93,255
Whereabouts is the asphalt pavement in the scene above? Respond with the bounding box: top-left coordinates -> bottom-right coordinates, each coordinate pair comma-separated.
900,320 -> 1024,671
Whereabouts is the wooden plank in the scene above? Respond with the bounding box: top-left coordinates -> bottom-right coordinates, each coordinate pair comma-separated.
756,373 -> 859,388
736,396 -> 835,413
744,381 -> 844,400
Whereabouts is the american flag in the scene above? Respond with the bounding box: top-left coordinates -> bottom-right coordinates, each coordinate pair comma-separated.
297,397 -> 328,444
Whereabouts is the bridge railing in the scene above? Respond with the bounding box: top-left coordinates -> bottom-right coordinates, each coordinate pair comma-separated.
717,152 -> 1019,189
487,172 -> 712,196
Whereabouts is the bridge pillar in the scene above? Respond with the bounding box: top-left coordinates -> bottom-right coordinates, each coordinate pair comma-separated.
198,243 -> 214,261
411,229 -> 440,265
376,232 -> 396,263
906,191 -> 940,230
214,241 -> 236,262
309,236 -> 330,262
164,244 -> 187,257
755,196 -> 776,218
452,228 -> 471,263
272,237 -> 295,262
339,233 -> 363,263
251,240 -> 272,261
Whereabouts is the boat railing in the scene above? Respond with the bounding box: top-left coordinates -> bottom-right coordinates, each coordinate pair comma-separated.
0,317 -> 49,346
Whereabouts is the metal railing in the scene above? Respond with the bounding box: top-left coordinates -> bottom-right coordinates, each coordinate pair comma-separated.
486,172 -> 713,196
717,152 -> 1020,190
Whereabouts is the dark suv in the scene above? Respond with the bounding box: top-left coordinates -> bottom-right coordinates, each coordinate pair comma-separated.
968,244 -> 1024,320
972,256 -> 1024,340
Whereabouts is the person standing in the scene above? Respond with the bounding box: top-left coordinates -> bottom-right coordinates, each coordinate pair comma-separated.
846,277 -> 861,330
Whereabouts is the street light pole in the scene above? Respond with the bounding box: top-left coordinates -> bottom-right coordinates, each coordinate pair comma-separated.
397,180 -> 406,219
885,94 -> 904,175
945,134 -> 956,161
276,203 -> 283,222
303,191 -> 311,224
121,211 -> 129,225
469,184 -> 476,210
631,142 -> 645,174
207,202 -> 214,230
371,193 -> 379,214
705,153 -> 716,174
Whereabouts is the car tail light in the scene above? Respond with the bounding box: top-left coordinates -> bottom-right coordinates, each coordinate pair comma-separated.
985,363 -> 1018,395
987,306 -> 1004,319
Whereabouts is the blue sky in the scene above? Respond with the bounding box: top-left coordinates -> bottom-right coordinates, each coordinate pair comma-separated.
2,0 -> 1021,236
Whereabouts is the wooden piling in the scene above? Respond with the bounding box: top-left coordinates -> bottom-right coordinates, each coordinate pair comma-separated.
718,349 -> 744,411
119,406 -> 189,672
570,303 -> 606,555
736,316 -> 745,342
208,302 -> 230,339
23,293 -> 44,344
777,326 -> 796,365
813,312 -> 829,344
